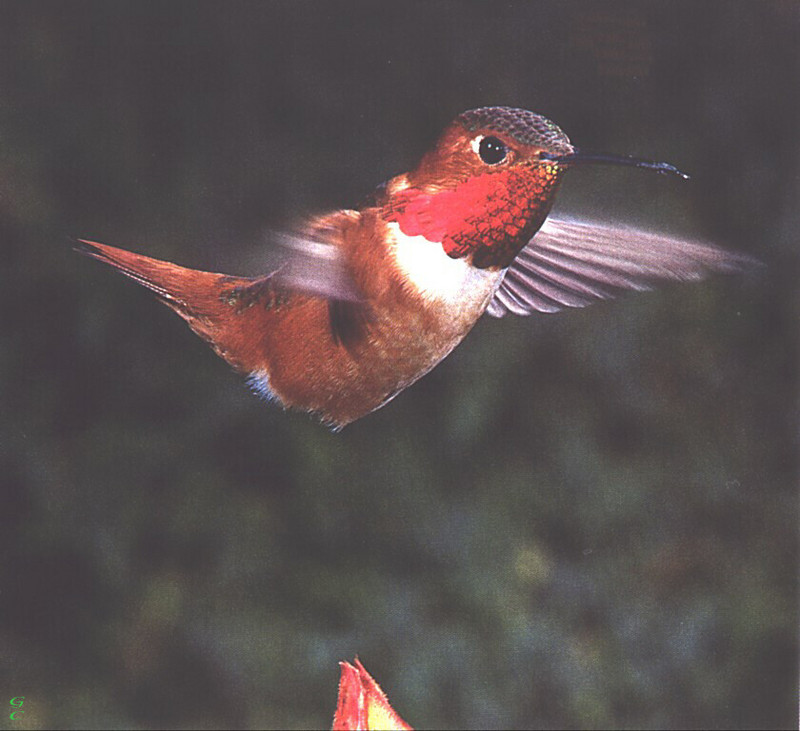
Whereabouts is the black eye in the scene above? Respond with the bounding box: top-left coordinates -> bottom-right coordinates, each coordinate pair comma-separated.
478,136 -> 508,165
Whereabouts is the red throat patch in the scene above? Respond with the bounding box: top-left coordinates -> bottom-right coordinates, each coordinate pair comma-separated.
384,165 -> 561,268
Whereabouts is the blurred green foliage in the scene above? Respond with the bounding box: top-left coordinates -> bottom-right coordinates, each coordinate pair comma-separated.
0,2 -> 796,728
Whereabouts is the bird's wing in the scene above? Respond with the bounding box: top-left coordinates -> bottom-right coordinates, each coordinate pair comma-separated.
253,229 -> 363,302
485,215 -> 758,317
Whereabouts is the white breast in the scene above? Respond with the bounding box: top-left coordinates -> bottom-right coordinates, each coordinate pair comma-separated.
387,221 -> 504,313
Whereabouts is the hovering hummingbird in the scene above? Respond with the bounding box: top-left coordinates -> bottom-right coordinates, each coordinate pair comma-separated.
78,106 -> 754,428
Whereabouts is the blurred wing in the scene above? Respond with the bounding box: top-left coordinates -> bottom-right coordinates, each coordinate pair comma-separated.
245,230 -> 370,348
486,216 -> 759,317
262,230 -> 362,302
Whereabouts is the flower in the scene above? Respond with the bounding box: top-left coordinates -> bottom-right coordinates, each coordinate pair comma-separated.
332,658 -> 412,731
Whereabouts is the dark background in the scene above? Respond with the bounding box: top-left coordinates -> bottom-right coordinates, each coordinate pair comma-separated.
0,2 -> 797,728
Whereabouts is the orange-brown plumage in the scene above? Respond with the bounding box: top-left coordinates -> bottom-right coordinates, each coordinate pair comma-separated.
78,106 -> 755,428
78,204 -> 488,427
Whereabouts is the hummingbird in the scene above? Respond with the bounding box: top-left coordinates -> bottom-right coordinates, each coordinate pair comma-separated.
78,106 -> 754,429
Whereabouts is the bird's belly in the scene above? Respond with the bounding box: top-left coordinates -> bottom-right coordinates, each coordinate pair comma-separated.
249,288 -> 493,428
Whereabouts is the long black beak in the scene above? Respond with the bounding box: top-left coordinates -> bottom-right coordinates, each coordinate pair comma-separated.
541,149 -> 690,180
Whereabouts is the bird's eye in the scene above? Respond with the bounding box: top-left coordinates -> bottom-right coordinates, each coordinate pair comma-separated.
478,136 -> 508,165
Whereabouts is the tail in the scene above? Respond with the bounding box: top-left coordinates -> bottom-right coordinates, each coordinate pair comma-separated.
76,239 -> 268,371
76,239 -> 241,317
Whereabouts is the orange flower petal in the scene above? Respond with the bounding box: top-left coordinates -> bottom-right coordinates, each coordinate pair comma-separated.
332,658 -> 412,731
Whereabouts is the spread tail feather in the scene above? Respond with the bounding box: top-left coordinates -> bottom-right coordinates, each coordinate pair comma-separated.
75,239 -> 235,317
75,238 -> 271,372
